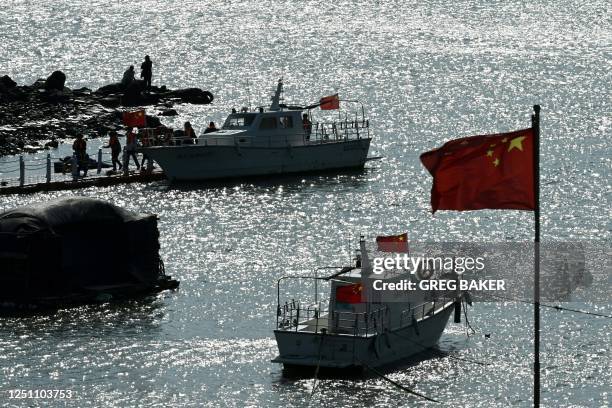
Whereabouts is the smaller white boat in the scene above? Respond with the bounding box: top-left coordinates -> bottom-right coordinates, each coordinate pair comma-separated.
272,236 -> 465,371
140,80 -> 373,181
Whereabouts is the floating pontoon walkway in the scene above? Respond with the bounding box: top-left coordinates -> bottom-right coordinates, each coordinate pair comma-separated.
0,170 -> 165,195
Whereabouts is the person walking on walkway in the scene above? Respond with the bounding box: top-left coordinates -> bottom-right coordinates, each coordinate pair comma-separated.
140,55 -> 152,91
125,127 -> 140,170
103,131 -> 123,171
72,133 -> 88,177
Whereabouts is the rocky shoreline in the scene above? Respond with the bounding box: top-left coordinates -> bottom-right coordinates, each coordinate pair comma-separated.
0,72 -> 213,156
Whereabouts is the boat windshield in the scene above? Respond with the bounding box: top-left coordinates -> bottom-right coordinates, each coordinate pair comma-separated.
223,113 -> 257,129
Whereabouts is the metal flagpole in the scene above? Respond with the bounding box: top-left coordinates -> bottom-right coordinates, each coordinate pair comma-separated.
532,104 -> 541,407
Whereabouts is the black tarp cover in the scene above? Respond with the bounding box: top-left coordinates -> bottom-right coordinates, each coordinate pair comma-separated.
0,197 -> 162,301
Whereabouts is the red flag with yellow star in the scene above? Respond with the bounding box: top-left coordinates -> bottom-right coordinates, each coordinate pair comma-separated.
420,128 -> 535,213
122,110 -> 146,127
319,94 -> 340,110
336,283 -> 363,303
376,233 -> 409,252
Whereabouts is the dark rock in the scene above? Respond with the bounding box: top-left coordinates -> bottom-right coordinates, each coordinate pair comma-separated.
168,88 -> 214,104
124,80 -> 146,97
73,87 -> 92,95
95,83 -> 124,95
45,138 -> 59,149
0,75 -> 17,91
159,109 -> 178,116
99,96 -> 121,107
39,88 -> 71,103
145,115 -> 161,127
31,79 -> 46,89
44,71 -> 67,91
120,80 -> 164,106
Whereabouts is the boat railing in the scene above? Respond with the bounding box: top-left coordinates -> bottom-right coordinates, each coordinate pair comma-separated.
137,119 -> 370,148
277,300 -> 324,331
276,299 -> 389,337
308,120 -> 370,144
398,295 -> 455,329
332,304 -> 389,336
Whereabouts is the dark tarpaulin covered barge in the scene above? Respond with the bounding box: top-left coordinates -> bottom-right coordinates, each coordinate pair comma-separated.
0,197 -> 178,311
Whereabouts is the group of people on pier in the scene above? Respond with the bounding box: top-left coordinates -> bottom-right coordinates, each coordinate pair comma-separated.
72,120 -> 219,175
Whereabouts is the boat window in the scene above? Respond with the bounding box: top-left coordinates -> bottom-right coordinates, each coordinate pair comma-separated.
259,116 -> 277,130
224,114 -> 256,128
279,115 -> 294,128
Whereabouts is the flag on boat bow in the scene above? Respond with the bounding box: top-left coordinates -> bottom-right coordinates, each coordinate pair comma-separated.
376,233 -> 409,252
319,94 -> 340,110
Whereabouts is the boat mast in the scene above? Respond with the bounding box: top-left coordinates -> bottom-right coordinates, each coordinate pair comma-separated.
269,78 -> 283,111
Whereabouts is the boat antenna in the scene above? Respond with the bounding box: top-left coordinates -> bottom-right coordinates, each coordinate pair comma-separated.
347,235 -> 351,265
246,79 -> 252,111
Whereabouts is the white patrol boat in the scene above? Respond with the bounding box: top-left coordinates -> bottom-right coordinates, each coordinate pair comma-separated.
140,80 -> 373,181
272,236 -> 466,371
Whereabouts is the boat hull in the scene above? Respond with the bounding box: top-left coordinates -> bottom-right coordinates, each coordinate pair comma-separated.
272,302 -> 454,369
141,138 -> 371,181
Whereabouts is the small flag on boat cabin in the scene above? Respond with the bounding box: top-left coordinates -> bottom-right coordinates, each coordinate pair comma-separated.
376,233 -> 409,252
122,110 -> 146,127
336,283 -> 363,303
420,128 -> 535,213
319,94 -> 340,110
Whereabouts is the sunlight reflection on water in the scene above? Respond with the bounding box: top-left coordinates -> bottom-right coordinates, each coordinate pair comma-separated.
0,0 -> 610,406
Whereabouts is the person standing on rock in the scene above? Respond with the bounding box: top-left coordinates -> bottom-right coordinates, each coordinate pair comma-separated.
140,55 -> 152,91
121,65 -> 135,88
103,131 -> 122,172
72,134 -> 88,177
125,127 -> 140,170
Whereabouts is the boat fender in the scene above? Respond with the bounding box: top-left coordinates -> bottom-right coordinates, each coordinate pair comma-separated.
464,292 -> 473,306
412,316 -> 420,336
234,141 -> 242,156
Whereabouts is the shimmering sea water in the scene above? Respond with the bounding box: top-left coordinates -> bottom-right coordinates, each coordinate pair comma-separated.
0,0 -> 611,407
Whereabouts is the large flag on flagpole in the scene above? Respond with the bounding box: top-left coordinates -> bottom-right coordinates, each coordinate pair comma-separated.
420,128 -> 535,213
420,106 -> 542,407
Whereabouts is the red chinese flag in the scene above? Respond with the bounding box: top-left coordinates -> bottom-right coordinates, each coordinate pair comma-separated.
122,110 -> 146,127
336,283 -> 363,303
320,94 -> 340,110
420,128 -> 535,213
376,233 -> 409,252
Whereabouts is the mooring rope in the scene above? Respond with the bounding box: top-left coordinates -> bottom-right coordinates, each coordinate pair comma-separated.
306,331 -> 325,407
486,293 -> 612,319
361,362 -> 440,403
